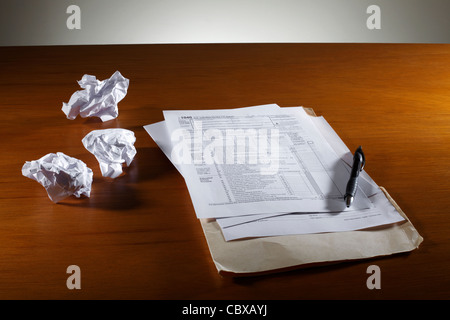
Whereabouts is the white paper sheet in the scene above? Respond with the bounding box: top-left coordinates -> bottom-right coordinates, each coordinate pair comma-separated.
144,105 -> 405,240
218,191 -> 405,241
162,105 -> 373,218
144,121 -> 183,174
22,152 -> 93,203
82,128 -> 137,178
215,110 -> 383,229
62,71 -> 129,122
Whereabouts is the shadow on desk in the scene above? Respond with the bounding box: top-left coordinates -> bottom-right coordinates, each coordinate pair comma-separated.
58,146 -> 176,211
230,251 -> 412,284
58,176 -> 142,211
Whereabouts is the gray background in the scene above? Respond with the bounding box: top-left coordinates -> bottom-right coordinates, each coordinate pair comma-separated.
1,0 -> 449,46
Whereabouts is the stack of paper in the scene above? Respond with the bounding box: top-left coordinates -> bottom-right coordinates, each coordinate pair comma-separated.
144,104 -> 405,240
144,104 -> 423,276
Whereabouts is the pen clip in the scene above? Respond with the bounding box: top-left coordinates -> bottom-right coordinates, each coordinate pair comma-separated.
355,146 -> 365,171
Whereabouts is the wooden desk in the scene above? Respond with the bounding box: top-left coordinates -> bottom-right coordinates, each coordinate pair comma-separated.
1,44 -> 449,300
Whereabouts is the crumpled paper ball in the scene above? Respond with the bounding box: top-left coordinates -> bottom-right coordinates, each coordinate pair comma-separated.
22,152 -> 93,203
82,128 -> 137,179
62,70 -> 129,122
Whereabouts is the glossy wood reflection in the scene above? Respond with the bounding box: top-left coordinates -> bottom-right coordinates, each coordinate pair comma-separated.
0,44 -> 449,299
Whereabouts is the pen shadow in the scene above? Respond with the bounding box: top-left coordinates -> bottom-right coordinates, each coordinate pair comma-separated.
324,160 -> 348,214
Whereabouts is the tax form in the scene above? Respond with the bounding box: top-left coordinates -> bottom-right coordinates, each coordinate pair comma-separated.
144,105 -> 414,270
214,110 -> 405,240
156,104 -> 373,218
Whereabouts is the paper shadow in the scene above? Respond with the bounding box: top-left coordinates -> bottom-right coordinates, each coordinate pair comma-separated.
83,117 -> 103,124
59,175 -> 142,211
90,176 -> 142,210
129,146 -> 179,183
59,147 -> 177,210
230,251 -> 413,286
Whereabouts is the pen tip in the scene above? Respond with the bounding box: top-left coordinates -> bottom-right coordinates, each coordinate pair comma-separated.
345,196 -> 353,208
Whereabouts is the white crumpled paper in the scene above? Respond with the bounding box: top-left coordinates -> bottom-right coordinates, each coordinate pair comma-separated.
22,152 -> 93,203
62,71 -> 129,122
82,128 -> 137,179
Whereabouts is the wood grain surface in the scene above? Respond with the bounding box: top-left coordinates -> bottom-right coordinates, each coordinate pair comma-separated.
0,43 -> 449,299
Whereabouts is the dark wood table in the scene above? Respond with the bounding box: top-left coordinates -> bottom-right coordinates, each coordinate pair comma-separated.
1,43 -> 449,300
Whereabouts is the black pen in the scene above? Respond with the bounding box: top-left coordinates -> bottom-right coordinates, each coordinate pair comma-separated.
344,146 -> 365,207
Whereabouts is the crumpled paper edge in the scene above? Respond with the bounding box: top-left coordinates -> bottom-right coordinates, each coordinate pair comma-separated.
81,128 -> 137,179
61,71 -> 129,122
21,152 -> 93,203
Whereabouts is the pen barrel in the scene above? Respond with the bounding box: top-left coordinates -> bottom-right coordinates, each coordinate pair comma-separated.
345,177 -> 358,197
